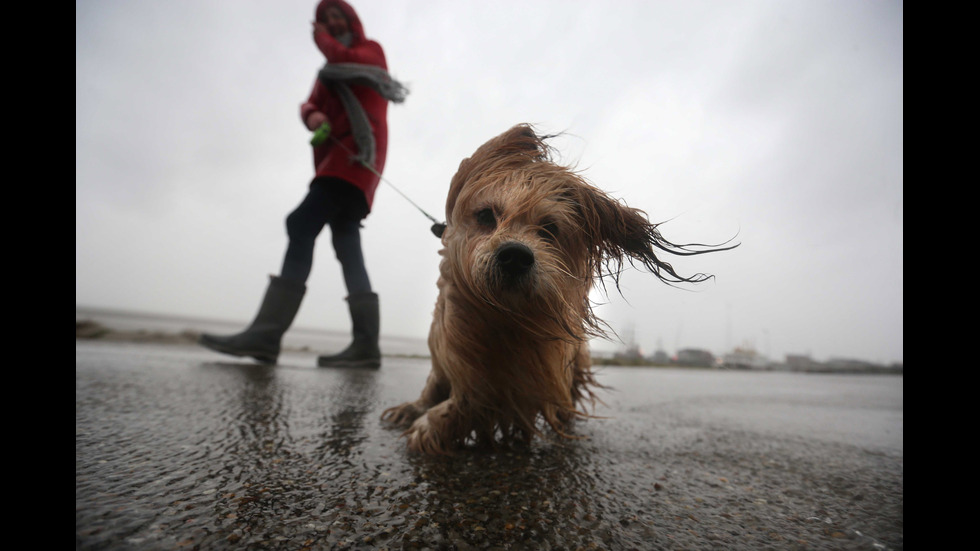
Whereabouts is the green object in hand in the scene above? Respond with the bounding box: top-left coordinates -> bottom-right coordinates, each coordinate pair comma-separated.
310,121 -> 331,146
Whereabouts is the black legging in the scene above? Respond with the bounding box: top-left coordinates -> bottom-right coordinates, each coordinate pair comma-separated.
280,178 -> 372,294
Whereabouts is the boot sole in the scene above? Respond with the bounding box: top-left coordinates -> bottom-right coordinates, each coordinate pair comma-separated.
317,357 -> 381,369
199,336 -> 277,364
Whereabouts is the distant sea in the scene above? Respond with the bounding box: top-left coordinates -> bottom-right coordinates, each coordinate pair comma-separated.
75,305 -> 430,357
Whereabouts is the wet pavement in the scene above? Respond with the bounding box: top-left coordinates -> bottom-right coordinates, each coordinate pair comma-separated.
76,340 -> 903,550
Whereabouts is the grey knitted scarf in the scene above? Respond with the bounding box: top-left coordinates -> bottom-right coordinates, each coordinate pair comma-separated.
317,63 -> 408,166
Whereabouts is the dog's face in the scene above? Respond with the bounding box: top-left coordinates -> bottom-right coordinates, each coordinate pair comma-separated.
445,167 -> 590,312
441,142 -> 606,343
439,124 -> 721,341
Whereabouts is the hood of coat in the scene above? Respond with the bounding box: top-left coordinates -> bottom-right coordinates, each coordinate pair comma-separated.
315,0 -> 366,45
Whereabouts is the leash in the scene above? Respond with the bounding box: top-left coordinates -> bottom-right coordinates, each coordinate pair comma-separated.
312,122 -> 446,238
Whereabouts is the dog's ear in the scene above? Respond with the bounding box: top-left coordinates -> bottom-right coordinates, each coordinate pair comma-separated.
571,184 -> 737,287
444,156 -> 473,222
445,124 -> 548,220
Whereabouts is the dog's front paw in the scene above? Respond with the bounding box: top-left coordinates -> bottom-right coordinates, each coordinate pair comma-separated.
381,401 -> 427,427
402,400 -> 459,455
405,414 -> 449,455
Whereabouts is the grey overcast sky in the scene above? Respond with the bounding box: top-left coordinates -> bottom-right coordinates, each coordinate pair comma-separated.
76,0 -> 903,364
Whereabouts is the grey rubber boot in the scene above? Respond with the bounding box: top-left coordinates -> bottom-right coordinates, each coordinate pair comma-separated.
198,275 -> 306,364
317,292 -> 381,368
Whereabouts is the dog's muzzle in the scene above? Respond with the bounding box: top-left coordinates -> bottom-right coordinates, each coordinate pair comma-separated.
495,242 -> 535,281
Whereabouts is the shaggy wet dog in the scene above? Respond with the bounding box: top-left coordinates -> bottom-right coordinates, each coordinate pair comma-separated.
382,124 -> 734,454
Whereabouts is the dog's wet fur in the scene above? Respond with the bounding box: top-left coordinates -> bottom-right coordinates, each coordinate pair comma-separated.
382,124 -> 736,454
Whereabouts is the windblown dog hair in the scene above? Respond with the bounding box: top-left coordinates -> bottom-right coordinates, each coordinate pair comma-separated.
382,124 -> 735,454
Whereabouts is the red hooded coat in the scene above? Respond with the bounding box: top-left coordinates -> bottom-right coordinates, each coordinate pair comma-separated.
301,0 -> 388,214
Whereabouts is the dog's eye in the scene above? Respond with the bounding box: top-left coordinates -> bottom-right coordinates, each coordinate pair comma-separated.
538,221 -> 559,242
476,208 -> 496,229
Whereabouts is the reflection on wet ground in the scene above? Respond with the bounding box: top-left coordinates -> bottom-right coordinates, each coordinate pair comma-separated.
76,341 -> 903,550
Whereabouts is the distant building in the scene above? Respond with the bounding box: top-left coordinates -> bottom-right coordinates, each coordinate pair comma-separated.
675,348 -> 715,368
648,349 -> 671,366
722,347 -> 771,370
613,344 -> 644,365
825,358 -> 879,372
783,355 -> 903,374
785,354 -> 818,371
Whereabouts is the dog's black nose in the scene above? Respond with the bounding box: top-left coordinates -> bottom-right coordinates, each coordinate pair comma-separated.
496,242 -> 535,277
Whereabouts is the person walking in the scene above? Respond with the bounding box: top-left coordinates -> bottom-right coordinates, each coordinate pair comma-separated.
199,0 -> 407,368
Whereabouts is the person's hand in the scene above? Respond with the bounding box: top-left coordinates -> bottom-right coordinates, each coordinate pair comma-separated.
306,111 -> 327,131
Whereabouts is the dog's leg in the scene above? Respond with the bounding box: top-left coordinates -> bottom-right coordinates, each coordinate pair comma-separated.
557,341 -> 596,425
381,369 -> 451,427
405,397 -> 459,455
